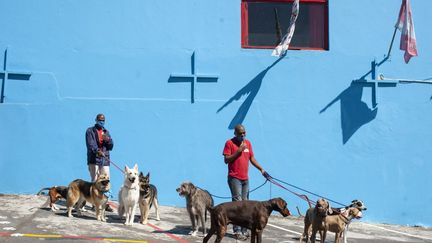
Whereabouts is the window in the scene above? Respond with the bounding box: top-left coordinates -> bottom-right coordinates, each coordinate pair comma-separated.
241,0 -> 329,50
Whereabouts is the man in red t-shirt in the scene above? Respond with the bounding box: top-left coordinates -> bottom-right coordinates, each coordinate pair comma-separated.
223,124 -> 267,240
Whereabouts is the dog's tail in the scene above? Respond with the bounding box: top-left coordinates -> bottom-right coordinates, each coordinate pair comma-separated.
118,204 -> 124,217
204,190 -> 214,222
296,206 -> 304,217
117,189 -> 125,217
148,184 -> 157,209
36,187 -> 51,196
206,206 -> 215,220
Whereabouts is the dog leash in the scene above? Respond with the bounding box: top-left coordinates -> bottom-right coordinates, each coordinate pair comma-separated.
101,155 -> 125,174
197,179 -> 270,200
266,175 -> 346,207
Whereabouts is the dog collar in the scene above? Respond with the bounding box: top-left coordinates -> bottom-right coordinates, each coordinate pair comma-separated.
124,185 -> 138,190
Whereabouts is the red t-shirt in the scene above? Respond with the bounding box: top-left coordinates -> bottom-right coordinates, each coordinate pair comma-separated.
97,129 -> 104,147
223,138 -> 254,180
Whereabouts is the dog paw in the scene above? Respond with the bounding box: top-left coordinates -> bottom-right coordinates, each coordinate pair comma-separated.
141,220 -> 148,225
155,217 -> 160,221
190,230 -> 198,237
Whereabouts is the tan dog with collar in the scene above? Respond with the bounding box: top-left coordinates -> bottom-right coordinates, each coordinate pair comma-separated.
324,207 -> 363,243
299,198 -> 332,243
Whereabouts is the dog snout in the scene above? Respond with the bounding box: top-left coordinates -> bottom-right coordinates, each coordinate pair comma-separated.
281,207 -> 291,217
101,180 -> 110,186
129,177 -> 136,183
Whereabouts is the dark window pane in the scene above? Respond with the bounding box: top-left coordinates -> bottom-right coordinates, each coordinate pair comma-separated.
243,1 -> 328,50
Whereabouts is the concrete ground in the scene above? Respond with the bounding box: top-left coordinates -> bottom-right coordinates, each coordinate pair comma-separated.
0,194 -> 431,243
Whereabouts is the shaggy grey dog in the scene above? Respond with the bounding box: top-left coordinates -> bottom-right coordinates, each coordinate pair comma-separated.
176,181 -> 214,236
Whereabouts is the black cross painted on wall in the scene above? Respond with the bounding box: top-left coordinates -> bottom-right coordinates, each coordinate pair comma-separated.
168,52 -> 218,103
0,49 -> 32,103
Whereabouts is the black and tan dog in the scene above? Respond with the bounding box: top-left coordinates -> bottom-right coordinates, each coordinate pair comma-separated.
37,186 -> 69,211
66,173 -> 111,221
203,197 -> 290,243
138,172 -> 160,224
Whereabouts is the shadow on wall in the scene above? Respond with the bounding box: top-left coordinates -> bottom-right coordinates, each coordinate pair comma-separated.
217,56 -> 284,129
320,80 -> 378,144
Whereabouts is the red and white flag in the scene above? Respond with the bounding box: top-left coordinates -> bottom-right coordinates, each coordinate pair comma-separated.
395,0 -> 417,63
272,0 -> 300,57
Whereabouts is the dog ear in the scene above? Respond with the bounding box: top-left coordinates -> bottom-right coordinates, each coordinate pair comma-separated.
139,172 -> 143,176
190,183 -> 197,194
146,172 -> 150,178
327,202 -> 333,214
133,164 -> 138,171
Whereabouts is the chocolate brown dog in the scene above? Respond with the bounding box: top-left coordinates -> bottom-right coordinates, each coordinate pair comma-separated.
203,197 -> 290,243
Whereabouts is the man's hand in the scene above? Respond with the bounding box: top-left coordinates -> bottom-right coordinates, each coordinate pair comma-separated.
102,134 -> 111,143
96,150 -> 105,157
236,142 -> 247,153
262,171 -> 271,179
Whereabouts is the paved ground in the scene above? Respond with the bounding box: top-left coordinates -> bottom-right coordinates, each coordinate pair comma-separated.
0,194 -> 431,243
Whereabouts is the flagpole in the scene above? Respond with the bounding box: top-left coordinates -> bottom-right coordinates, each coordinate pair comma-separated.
386,27 -> 398,58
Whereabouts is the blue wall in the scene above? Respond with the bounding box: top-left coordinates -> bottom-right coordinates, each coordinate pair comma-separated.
1,0 -> 431,226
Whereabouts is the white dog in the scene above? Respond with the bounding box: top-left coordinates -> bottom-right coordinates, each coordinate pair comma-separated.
118,164 -> 140,226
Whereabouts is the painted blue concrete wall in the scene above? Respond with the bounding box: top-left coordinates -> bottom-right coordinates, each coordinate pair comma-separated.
1,0 -> 431,226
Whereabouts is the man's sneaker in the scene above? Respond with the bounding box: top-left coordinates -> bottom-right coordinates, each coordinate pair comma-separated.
234,232 -> 247,241
105,204 -> 114,212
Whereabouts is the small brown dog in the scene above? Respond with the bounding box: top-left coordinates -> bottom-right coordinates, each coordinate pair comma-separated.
203,197 -> 290,243
37,186 -> 69,211
324,207 -> 362,243
299,198 -> 332,243
66,173 -> 111,221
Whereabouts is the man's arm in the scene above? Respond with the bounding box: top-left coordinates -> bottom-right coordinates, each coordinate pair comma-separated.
86,128 -> 99,154
103,130 -> 114,151
250,155 -> 266,175
224,152 -> 240,164
224,142 -> 247,164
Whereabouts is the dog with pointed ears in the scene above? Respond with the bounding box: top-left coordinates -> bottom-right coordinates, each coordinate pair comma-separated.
118,164 -> 140,226
66,173 -> 111,221
138,172 -> 160,224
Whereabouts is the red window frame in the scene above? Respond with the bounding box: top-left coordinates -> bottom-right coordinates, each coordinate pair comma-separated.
241,0 -> 329,50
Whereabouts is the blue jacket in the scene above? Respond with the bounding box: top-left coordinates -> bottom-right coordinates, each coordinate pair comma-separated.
86,125 -> 114,166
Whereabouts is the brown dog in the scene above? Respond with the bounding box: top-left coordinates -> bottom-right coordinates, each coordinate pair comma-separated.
324,207 -> 362,243
299,198 -> 332,243
66,173 -> 111,221
203,197 -> 290,243
37,186 -> 69,211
